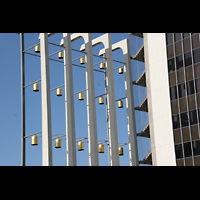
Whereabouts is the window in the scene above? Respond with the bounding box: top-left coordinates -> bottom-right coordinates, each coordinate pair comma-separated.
172,114 -> 180,129
193,48 -> 200,64
166,33 -> 173,45
181,112 -> 189,127
187,80 -> 195,95
183,33 -> 190,38
176,55 -> 183,70
175,144 -> 183,159
175,33 -> 182,42
168,58 -> 175,72
184,51 -> 192,67
170,86 -> 177,100
192,140 -> 200,156
189,110 -> 198,125
183,142 -> 192,157
195,78 -> 200,93
178,83 -> 186,98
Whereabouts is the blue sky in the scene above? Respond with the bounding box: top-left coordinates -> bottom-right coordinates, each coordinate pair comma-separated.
0,33 -> 150,166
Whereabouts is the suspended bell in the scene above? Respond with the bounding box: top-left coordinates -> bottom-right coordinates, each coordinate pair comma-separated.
98,143 -> 104,153
33,82 -> 39,92
31,134 -> 38,145
78,141 -> 84,151
55,138 -> 61,148
35,44 -> 40,53
58,51 -> 63,59
119,67 -> 123,74
80,56 -> 85,64
79,92 -> 84,100
118,146 -> 124,156
118,100 -> 123,108
99,96 -> 104,105
57,87 -> 62,96
100,62 -> 105,69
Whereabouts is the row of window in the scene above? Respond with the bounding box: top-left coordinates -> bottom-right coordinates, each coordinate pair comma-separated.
170,78 -> 200,100
175,139 -> 200,159
168,47 -> 200,72
166,33 -> 199,45
172,109 -> 200,129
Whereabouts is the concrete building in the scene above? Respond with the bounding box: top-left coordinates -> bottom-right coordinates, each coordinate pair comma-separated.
130,33 -> 200,166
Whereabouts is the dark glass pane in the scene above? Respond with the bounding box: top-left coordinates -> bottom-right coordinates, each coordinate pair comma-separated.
167,44 -> 174,59
192,140 -> 200,156
170,86 -> 177,100
178,83 -> 186,98
192,34 -> 200,49
172,114 -> 180,129
187,80 -> 195,95
175,41 -> 182,56
166,33 -> 173,45
181,112 -> 189,127
189,110 -> 197,125
175,144 -> 183,159
168,58 -> 175,72
193,48 -> 200,64
176,55 -> 183,70
184,51 -> 192,67
183,142 -> 192,158
183,37 -> 191,53
175,33 -> 181,42
183,33 -> 190,38
195,78 -> 200,93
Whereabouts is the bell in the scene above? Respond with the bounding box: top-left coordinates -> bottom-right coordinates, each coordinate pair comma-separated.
119,67 -> 123,74
118,100 -> 123,108
100,62 -> 105,69
80,56 -> 85,64
79,92 -> 84,100
57,87 -> 62,96
35,44 -> 40,53
31,134 -> 38,145
55,138 -> 61,148
78,141 -> 84,151
119,146 -> 124,156
33,82 -> 39,92
58,51 -> 63,59
98,143 -> 104,153
99,97 -> 104,105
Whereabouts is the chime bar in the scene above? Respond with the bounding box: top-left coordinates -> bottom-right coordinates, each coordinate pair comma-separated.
72,55 -> 86,62
49,49 -> 64,57
115,96 -> 126,102
24,79 -> 41,88
52,133 -> 66,141
24,131 -> 42,139
73,88 -> 87,96
50,84 -> 65,91
23,42 -> 40,52
95,93 -> 107,99
113,65 -> 124,70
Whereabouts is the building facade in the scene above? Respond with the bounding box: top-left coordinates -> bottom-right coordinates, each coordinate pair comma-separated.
131,33 -> 200,166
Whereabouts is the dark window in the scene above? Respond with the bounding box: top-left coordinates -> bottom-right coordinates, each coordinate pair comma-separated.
192,140 -> 200,156
166,33 -> 173,45
192,34 -> 200,49
172,114 -> 180,129
183,33 -> 190,38
170,86 -> 177,100
183,142 -> 192,158
187,80 -> 195,95
195,78 -> 200,93
193,48 -> 200,64
175,33 -> 182,42
189,110 -> 198,125
184,51 -> 192,67
176,55 -> 183,70
178,83 -> 186,98
183,37 -> 191,53
181,112 -> 189,127
168,58 -> 175,72
175,144 -> 183,159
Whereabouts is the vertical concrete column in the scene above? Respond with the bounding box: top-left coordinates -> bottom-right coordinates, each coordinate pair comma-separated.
40,33 -> 53,166
63,33 -> 77,166
84,33 -> 99,166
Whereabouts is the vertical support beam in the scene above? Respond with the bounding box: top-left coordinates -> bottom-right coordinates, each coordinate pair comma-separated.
40,33 -> 53,166
105,34 -> 119,166
63,33 -> 77,166
124,39 -> 139,166
85,33 -> 99,166
20,33 -> 25,166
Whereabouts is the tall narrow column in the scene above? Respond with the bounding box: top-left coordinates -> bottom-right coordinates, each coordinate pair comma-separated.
20,33 -> 25,166
84,33 -> 99,166
40,33 -> 53,166
63,33 -> 77,166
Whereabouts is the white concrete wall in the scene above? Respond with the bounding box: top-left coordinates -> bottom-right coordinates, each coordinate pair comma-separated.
143,33 -> 176,166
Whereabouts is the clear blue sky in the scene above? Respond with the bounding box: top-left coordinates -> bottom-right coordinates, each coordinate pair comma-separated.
0,33 -> 149,166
